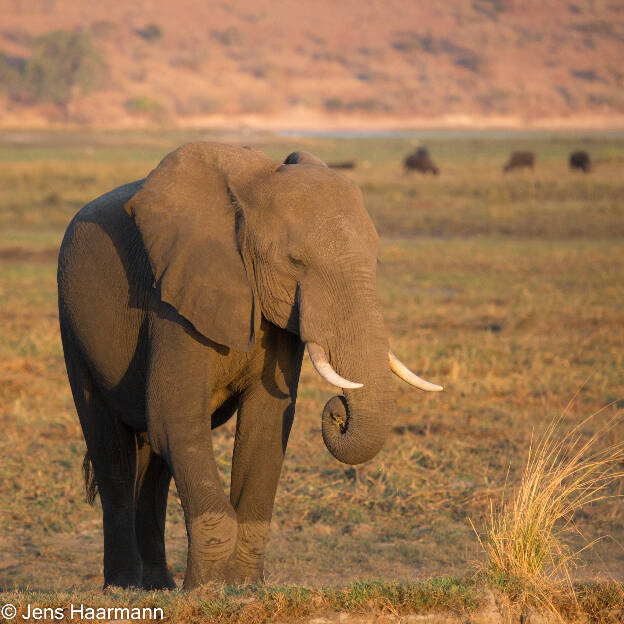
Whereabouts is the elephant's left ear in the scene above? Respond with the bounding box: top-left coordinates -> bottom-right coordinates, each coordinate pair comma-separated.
125,142 -> 270,352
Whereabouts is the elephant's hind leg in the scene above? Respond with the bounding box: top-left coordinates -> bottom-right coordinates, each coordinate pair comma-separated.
133,433 -> 176,590
62,346 -> 142,588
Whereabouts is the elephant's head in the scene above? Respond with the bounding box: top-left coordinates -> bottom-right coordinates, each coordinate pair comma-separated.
126,143 -> 441,465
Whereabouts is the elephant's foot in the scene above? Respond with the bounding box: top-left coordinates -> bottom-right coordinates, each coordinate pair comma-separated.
182,559 -> 238,589
236,522 -> 268,584
141,566 -> 177,590
235,561 -> 264,585
183,511 -> 239,589
235,547 -> 266,584
103,568 -> 143,590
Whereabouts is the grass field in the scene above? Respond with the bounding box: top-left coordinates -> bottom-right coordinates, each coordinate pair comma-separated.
0,129 -> 623,621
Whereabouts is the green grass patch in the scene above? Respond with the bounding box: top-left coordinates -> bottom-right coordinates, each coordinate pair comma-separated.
0,579 -> 482,623
3,580 -> 624,622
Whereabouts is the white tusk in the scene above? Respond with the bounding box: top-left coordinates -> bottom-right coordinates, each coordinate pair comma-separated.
389,350 -> 443,392
307,342 -> 364,389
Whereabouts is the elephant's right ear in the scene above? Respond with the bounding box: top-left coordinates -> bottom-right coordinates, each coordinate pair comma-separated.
125,143 -> 267,352
282,151 -> 328,167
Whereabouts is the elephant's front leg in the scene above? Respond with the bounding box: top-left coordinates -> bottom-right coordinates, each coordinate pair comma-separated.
164,423 -> 238,588
230,332 -> 303,582
146,330 -> 238,589
230,391 -> 296,582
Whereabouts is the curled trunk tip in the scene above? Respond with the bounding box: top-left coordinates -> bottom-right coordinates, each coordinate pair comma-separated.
321,395 -> 389,465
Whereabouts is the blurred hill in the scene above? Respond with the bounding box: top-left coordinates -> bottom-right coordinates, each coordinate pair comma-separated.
1,0 -> 623,129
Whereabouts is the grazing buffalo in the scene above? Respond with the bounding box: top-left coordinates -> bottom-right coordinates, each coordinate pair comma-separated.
503,151 -> 535,172
404,147 -> 439,175
569,150 -> 591,173
328,160 -> 356,170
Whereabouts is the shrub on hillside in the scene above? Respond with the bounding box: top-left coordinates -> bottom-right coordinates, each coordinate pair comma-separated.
125,96 -> 163,115
22,30 -> 106,105
324,97 -> 344,111
324,97 -> 390,113
136,23 -> 163,41
90,20 -> 116,39
0,53 -> 24,92
473,0 -> 509,20
212,27 -> 242,46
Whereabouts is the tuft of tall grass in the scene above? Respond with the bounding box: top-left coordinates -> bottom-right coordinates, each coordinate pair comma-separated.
472,402 -> 624,611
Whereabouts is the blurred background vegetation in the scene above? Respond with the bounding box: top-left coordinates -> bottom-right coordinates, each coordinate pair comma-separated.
0,31 -> 106,107
0,1 -> 623,127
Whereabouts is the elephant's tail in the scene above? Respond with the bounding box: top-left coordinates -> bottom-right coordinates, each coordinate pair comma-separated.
82,452 -> 98,505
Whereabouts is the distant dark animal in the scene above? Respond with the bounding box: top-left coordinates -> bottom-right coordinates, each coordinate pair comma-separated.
503,151 -> 535,172
569,150 -> 591,173
328,160 -> 356,170
404,148 -> 439,175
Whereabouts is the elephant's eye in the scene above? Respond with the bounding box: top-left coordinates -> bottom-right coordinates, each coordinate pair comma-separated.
288,254 -> 306,268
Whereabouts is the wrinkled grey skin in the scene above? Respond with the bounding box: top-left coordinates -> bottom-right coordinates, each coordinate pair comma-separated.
57,143 -> 395,590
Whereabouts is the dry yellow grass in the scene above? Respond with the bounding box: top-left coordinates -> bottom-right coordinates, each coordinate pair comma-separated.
473,400 -> 624,615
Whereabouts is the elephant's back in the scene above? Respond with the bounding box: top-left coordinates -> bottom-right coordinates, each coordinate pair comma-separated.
58,180 -> 149,310
58,180 -> 151,403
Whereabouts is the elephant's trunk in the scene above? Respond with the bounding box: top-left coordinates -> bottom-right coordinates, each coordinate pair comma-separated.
306,344 -> 441,464
321,388 -> 394,465
316,329 -> 396,465
298,270 -> 426,465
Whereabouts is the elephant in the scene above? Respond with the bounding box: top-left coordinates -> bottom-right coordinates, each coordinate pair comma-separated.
569,150 -> 591,172
503,150 -> 535,172
404,147 -> 439,175
57,142 -> 442,590
327,160 -> 356,170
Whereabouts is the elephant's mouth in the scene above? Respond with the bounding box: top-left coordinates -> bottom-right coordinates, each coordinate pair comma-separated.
306,342 -> 442,392
306,342 -> 363,389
